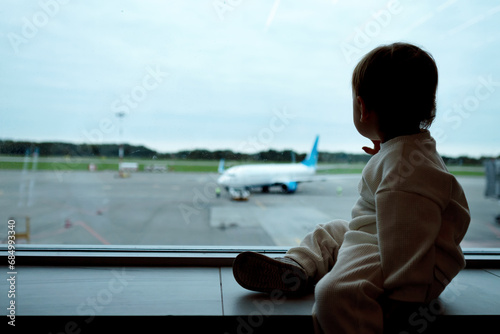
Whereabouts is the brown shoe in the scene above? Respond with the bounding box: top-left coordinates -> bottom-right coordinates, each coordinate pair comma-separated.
232,251 -> 310,295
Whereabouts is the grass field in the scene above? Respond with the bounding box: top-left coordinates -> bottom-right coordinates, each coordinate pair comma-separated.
0,156 -> 486,176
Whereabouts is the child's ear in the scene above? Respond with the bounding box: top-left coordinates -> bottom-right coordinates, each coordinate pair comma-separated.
356,96 -> 369,122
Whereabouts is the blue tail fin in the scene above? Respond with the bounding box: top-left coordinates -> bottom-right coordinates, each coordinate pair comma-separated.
218,158 -> 225,173
301,135 -> 319,168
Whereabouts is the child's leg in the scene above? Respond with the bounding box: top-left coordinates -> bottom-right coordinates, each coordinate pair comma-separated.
232,252 -> 310,295
285,219 -> 350,283
313,231 -> 384,334
232,219 -> 349,295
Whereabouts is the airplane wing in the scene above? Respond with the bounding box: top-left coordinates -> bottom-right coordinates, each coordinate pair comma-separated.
273,174 -> 359,184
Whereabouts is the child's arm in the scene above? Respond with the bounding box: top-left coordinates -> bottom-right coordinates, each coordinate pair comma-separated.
376,190 -> 443,301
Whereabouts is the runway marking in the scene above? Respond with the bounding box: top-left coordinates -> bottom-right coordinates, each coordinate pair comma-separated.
30,227 -> 68,240
75,221 -> 111,245
254,200 -> 266,210
488,224 -> 500,239
29,220 -> 110,245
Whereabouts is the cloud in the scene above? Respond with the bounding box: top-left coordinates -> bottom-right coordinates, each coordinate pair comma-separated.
0,0 -> 499,157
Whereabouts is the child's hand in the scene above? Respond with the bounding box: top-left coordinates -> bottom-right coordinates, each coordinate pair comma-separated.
362,140 -> 381,155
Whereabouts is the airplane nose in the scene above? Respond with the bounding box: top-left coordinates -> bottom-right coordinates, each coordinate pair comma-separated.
217,174 -> 228,185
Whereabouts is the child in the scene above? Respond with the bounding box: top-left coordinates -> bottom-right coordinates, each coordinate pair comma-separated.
232,42 -> 470,333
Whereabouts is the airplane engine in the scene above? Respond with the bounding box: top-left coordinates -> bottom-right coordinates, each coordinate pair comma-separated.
281,182 -> 297,194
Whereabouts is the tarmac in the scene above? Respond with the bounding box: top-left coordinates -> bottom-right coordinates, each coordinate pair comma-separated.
0,170 -> 499,248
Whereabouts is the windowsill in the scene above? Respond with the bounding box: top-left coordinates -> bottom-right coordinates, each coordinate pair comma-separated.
2,246 -> 500,333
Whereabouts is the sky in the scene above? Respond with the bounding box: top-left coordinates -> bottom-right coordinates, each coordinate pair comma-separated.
1,0 -> 499,158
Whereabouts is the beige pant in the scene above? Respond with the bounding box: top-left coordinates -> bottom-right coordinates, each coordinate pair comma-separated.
286,220 -> 385,334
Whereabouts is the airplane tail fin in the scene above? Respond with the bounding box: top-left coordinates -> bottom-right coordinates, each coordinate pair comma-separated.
218,158 -> 225,174
301,135 -> 319,168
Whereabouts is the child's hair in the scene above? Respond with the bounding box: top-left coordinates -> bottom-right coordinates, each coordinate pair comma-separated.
352,42 -> 438,133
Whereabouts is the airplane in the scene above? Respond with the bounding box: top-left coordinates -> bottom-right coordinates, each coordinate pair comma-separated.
217,136 -> 319,200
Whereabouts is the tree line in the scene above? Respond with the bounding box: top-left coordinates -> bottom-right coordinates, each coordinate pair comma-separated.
0,140 -> 494,165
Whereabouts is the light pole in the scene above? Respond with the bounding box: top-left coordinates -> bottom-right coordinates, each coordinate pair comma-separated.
116,111 -> 126,177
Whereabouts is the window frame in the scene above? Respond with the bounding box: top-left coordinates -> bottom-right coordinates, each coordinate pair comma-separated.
3,245 -> 500,268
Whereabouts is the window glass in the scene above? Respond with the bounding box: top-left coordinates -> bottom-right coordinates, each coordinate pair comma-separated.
1,0 -> 499,248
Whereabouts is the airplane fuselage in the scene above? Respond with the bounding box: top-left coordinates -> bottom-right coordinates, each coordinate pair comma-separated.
217,163 -> 315,191
217,135 -> 319,197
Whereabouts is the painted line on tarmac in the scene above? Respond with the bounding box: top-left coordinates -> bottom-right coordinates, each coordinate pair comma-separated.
254,199 -> 266,210
29,221 -> 110,245
30,227 -> 68,241
488,224 -> 500,239
75,221 -> 111,245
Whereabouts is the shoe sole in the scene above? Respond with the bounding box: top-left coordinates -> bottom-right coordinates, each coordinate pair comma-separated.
232,251 -> 308,295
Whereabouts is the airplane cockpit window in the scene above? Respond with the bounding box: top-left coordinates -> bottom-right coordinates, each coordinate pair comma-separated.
1,1 -> 499,249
